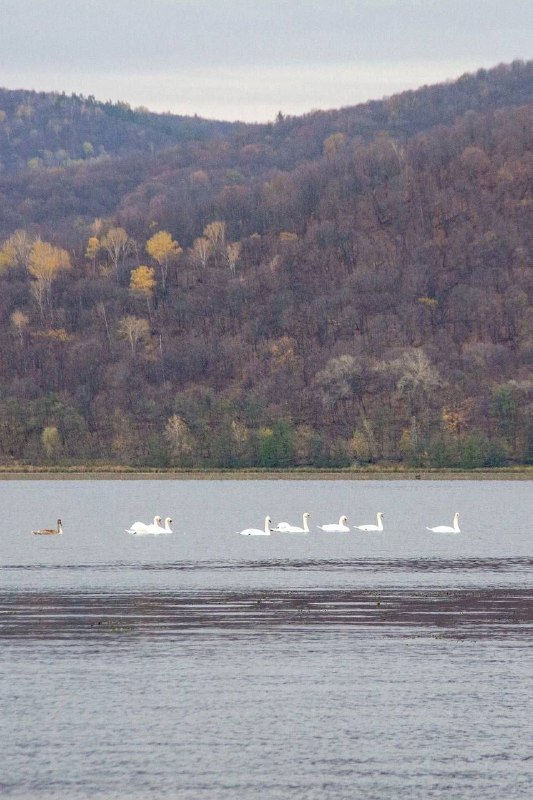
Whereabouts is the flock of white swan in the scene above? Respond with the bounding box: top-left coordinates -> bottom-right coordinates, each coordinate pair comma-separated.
238,511 -> 461,536
31,511 -> 461,537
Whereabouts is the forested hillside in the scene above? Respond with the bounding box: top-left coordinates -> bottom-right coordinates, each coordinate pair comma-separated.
0,88 -> 237,176
0,61 -> 531,468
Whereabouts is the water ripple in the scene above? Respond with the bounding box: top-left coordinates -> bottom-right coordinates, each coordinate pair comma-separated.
2,556 -> 532,573
1,587 -> 531,641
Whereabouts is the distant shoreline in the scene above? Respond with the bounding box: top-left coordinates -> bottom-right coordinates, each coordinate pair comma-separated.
0,467 -> 531,480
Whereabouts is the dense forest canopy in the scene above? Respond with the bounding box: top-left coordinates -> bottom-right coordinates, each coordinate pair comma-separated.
0,61 -> 531,468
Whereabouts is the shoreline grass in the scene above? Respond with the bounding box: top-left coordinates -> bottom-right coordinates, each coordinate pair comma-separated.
0,465 -> 530,480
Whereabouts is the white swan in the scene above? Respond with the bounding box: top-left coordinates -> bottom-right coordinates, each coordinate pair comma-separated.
318,515 -> 349,533
355,512 -> 384,532
239,516 -> 272,536
272,512 -> 310,534
33,518 -> 63,535
427,512 -> 460,533
126,515 -> 161,535
152,517 -> 173,534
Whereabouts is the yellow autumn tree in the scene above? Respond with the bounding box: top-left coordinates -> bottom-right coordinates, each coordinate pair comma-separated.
146,230 -> 181,291
130,265 -> 155,294
0,240 -> 16,272
85,236 -> 100,273
0,229 -> 34,271
130,265 -> 156,318
28,240 -> 71,317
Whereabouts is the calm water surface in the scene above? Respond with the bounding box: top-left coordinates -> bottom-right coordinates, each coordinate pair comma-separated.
0,480 -> 531,799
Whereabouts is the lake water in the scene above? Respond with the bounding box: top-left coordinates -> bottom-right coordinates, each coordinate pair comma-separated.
0,479 -> 531,799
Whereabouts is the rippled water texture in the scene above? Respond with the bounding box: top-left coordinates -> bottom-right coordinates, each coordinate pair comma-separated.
1,479 -> 532,799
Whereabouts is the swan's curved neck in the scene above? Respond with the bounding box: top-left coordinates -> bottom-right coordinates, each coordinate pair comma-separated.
303,514 -> 310,532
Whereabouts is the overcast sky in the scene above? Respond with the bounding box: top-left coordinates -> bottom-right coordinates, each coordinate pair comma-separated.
0,0 -> 531,122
